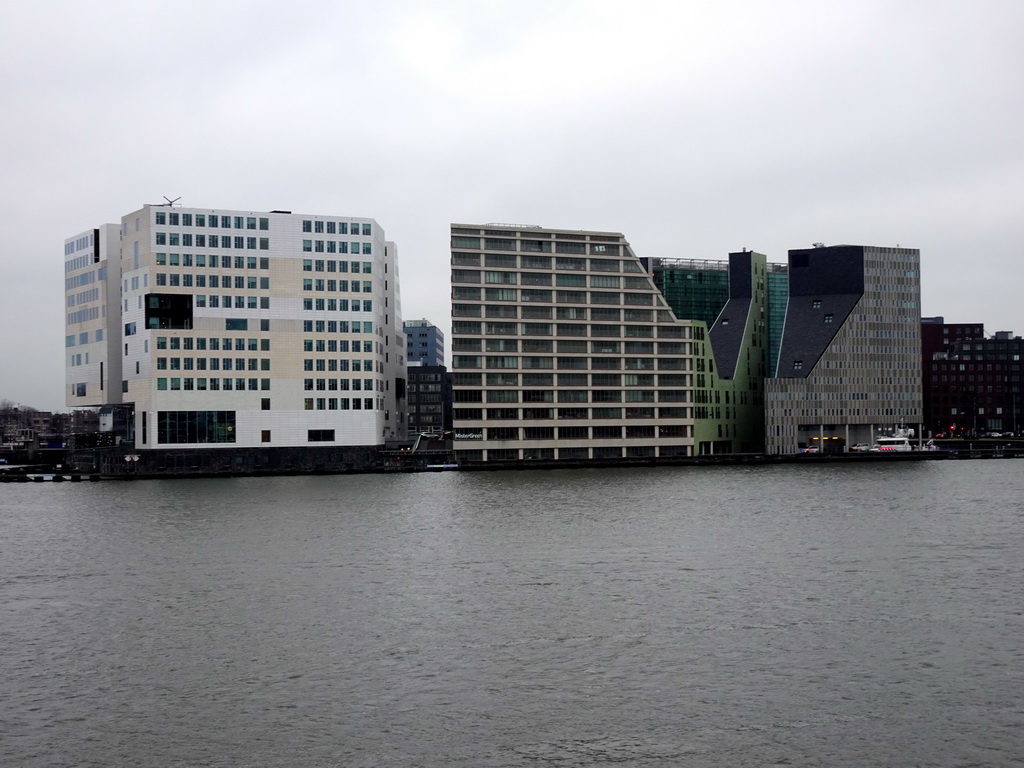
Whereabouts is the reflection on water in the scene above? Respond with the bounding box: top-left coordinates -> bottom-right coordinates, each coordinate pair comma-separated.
2,462 -> 1023,766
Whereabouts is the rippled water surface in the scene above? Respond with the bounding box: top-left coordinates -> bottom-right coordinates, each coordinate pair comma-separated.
2,461 -> 1023,766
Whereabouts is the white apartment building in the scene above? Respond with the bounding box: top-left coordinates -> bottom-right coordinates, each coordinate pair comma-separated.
65,204 -> 405,454
64,224 -> 122,407
449,223 -> 720,463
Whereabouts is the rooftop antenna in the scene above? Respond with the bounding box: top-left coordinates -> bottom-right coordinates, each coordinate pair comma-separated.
162,196 -> 181,207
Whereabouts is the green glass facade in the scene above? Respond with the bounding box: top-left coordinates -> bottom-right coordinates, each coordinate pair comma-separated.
652,258 -> 788,378
766,266 -> 789,376
651,260 -> 730,327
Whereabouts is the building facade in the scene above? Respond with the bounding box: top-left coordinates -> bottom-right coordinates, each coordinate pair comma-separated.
404,319 -> 445,366
64,224 -> 122,407
650,258 -> 730,327
765,244 -> 923,453
705,251 -> 772,453
449,223 -> 721,464
65,204 -> 406,459
921,318 -> 1021,436
649,251 -> 786,453
406,364 -> 452,436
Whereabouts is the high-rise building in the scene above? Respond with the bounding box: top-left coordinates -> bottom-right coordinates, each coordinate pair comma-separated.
64,204 -> 405,467
64,225 -> 122,407
406,365 -> 452,436
404,319 -> 445,366
764,244 -> 922,453
449,223 -> 722,464
704,251 -> 772,453
921,318 -> 1021,436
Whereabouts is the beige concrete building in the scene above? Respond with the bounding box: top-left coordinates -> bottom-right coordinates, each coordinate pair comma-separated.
449,223 -> 721,463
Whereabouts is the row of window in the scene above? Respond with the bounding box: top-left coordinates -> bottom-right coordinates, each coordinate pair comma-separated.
456,390 -> 686,404
303,298 -> 373,312
156,274 -> 270,289
304,339 -> 375,353
156,233 -> 269,250
455,343 -> 683,358
156,358 -> 270,371
154,253 -> 269,269
157,336 -> 268,351
303,320 -> 375,334
66,268 -> 102,289
303,379 -> 379,392
65,233 -> 94,255
68,288 -> 100,307
303,359 -> 378,372
455,372 -> 696,386
155,213 -> 268,229
453,305 -> 656,321
303,220 -> 371,235
303,241 -> 372,254
68,307 -> 100,325
459,425 -> 691,440
457,446 -> 691,461
454,326 -> 677,341
303,259 -> 373,273
195,295 -> 270,309
453,406 -> 692,420
303,279 -> 373,292
305,398 -> 377,411
452,287 -> 656,305
453,356 -> 690,371
453,378 -> 691,397
66,330 -> 103,347
453,270 -> 649,289
450,239 -> 628,258
156,377 -> 268,391
452,253 -> 633,269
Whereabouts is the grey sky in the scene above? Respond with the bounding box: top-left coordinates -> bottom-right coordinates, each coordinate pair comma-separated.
2,0 -> 1023,411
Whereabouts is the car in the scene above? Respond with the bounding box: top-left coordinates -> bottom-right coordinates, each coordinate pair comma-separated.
799,446 -> 820,454
850,443 -> 871,452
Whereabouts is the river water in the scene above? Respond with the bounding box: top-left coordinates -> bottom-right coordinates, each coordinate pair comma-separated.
2,461 -> 1022,767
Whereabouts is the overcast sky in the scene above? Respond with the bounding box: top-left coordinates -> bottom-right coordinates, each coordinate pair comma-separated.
2,0 -> 1023,412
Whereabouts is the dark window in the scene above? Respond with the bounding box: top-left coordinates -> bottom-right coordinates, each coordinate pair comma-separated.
157,411 -> 236,444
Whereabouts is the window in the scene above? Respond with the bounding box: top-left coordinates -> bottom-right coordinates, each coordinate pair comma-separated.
521,244 -> 551,256
308,429 -> 335,442
824,314 -> 834,323
157,411 -> 236,444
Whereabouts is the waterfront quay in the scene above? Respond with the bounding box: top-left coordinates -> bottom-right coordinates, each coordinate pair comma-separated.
8,442 -> 1024,481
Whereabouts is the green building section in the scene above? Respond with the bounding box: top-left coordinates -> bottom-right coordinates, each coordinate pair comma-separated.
766,265 -> 789,376
652,259 -> 730,328
652,253 -> 787,454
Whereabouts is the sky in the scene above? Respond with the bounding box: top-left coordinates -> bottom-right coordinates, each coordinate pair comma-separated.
2,0 -> 1023,412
